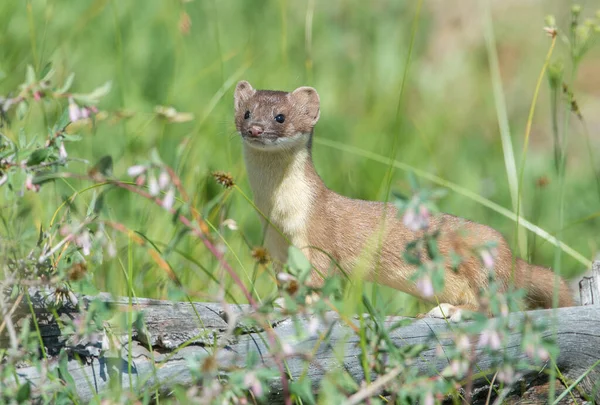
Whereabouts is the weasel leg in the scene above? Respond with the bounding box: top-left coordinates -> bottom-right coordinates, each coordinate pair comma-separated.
419,303 -> 477,322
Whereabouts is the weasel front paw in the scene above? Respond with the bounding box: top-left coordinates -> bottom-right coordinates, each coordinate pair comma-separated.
423,303 -> 464,322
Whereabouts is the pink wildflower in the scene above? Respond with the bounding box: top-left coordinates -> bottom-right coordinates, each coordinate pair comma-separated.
403,199 -> 430,231
497,365 -> 516,383
480,247 -> 498,270
244,372 -> 263,397
68,99 -> 81,122
25,174 -> 40,192
478,328 -> 502,350
416,275 -> 434,298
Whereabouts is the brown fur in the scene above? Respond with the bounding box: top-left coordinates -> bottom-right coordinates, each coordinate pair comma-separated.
234,80 -> 574,313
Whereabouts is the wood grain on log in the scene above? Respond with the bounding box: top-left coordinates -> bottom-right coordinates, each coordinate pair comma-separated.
6,287 -> 600,404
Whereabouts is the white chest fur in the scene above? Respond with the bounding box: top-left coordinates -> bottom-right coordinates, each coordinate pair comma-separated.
243,146 -> 315,263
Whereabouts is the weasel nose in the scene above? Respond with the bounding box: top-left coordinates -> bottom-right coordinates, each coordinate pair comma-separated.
248,126 -> 264,137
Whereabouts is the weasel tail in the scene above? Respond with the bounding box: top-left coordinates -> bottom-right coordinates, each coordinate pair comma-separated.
515,259 -> 574,308
234,80 -> 575,321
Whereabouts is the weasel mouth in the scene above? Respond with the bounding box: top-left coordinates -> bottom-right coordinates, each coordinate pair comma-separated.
242,134 -> 278,144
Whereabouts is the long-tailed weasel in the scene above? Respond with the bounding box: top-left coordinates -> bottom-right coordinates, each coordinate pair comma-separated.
234,80 -> 574,320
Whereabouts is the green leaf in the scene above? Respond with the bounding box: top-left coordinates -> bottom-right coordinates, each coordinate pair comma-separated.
32,172 -> 61,185
27,148 -> 50,166
57,73 -> 75,94
402,247 -> 421,266
404,343 -> 426,357
18,128 -> 27,148
449,251 -> 463,271
164,228 -> 189,256
289,378 -> 316,405
25,64 -> 35,85
93,192 -> 105,214
73,81 -> 112,104
426,237 -> 439,259
93,155 -> 113,176
16,382 -> 31,404
149,148 -> 163,165
246,348 -> 259,368
407,171 -> 420,192
430,188 -> 448,200
87,81 -> 112,100
58,349 -> 76,388
392,190 -> 409,203
88,191 -> 99,216
287,246 -> 311,275
16,101 -> 28,120
40,62 -> 54,81
54,108 -> 71,132
389,318 -> 414,331
75,278 -> 100,295
431,266 -> 445,292
61,133 -> 82,142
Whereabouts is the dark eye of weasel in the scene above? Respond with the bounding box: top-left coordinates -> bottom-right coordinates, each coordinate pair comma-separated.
274,114 -> 285,123
244,110 -> 250,119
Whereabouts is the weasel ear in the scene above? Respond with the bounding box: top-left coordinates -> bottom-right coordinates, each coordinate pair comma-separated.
290,86 -> 320,126
234,81 -> 255,111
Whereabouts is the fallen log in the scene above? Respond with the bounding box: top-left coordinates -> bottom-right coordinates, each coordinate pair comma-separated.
3,284 -> 599,404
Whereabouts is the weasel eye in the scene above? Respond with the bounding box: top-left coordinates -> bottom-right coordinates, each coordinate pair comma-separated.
274,114 -> 285,123
244,110 -> 250,119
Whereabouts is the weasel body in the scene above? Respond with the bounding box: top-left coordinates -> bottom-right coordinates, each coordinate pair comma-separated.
234,81 -> 574,319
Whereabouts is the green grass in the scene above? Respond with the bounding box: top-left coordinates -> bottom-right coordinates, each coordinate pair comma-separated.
1,0 -> 599,314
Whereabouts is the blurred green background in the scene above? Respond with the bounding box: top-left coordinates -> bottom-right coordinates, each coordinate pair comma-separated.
1,0 -> 598,314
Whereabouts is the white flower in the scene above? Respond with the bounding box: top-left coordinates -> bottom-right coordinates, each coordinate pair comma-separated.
158,171 -> 170,190
276,273 -> 297,283
222,218 -> 238,231
423,392 -> 435,405
101,331 -> 110,351
107,241 -> 117,258
76,231 -> 92,256
455,334 -> 471,352
148,174 -> 160,196
67,291 -> 78,306
307,317 -> 320,336
162,187 -> 175,210
58,143 -> 68,159
127,165 -> 147,177
281,342 -> 294,355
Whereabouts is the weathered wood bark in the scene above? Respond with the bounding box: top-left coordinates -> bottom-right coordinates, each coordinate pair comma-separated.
5,287 -> 600,404
580,260 -> 600,306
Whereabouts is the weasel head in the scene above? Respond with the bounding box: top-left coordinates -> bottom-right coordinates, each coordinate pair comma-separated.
234,80 -> 320,152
